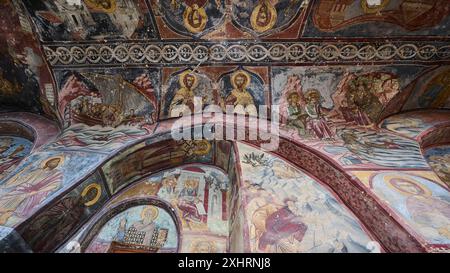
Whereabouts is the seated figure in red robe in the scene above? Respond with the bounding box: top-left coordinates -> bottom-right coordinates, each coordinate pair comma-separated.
258,197 -> 308,252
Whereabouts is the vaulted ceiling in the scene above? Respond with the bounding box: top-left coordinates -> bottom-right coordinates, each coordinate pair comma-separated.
1,0 -> 449,125
1,0 -> 450,253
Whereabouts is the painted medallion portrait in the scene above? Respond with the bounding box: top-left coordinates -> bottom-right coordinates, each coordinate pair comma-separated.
232,0 -> 305,36
159,0 -> 226,37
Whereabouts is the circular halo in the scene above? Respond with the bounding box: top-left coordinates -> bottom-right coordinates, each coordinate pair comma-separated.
81,183 -> 102,207
178,70 -> 199,89
183,5 -> 208,34
84,0 -> 117,13
40,155 -> 65,169
383,174 -> 432,197
231,70 -> 251,89
193,140 -> 212,156
250,1 -> 278,33
304,89 -> 321,100
141,206 -> 159,221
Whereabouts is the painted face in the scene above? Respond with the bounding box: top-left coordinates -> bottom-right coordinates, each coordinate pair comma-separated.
142,208 -> 156,223
391,80 -> 400,90
184,74 -> 195,89
289,93 -> 299,104
234,74 -> 247,89
257,2 -> 270,25
308,94 -> 319,104
145,210 -> 154,219
185,179 -> 198,189
189,4 -> 202,27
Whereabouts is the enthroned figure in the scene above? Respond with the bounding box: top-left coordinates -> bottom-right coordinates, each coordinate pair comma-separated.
169,71 -> 198,117
225,71 -> 257,116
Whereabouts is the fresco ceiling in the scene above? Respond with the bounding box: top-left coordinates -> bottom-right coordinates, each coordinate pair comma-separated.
0,0 -> 449,253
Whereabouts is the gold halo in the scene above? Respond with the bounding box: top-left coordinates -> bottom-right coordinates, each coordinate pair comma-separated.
361,0 -> 390,14
141,206 -> 159,221
84,0 -> 117,13
250,0 -> 278,33
179,70 -> 199,89
231,70 -> 251,89
81,183 -> 102,207
304,89 -> 321,100
183,5 -> 208,34
383,174 -> 432,197
193,140 -> 212,156
40,155 -> 65,169
287,91 -> 301,100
